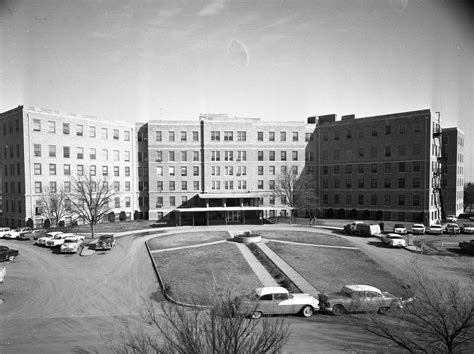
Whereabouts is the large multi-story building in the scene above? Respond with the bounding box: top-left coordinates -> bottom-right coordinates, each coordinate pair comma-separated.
0,106 -> 138,228
0,106 -> 464,228
441,127 -> 465,217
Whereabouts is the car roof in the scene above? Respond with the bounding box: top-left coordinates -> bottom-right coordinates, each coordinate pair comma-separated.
413,224 -> 424,227
46,231 -> 63,236
255,287 -> 289,297
394,224 -> 405,227
430,224 -> 442,228
343,285 -> 381,293
386,233 -> 403,238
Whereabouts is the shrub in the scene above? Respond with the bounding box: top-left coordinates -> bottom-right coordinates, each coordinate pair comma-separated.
119,211 -> 126,221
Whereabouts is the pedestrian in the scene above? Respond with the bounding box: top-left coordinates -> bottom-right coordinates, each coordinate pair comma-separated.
451,226 -> 456,237
379,221 -> 384,232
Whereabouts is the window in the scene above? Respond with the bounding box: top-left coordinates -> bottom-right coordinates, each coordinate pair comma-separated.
224,151 -> 233,161
334,130 -> 340,140
334,179 -> 340,188
358,195 -> 364,205
371,179 -> 377,188
114,166 -> 119,176
281,166 -> 287,175
292,132 -> 298,141
346,165 -> 352,174
155,150 -> 163,162
346,179 -> 352,188
385,163 -> 391,173
181,181 -> 187,190
413,178 -> 420,188
156,166 -> 163,176
398,195 -> 405,206
193,166 -> 199,176
169,131 -> 175,141
181,166 -> 187,176
305,132 -> 312,142
398,178 -> 405,188
169,151 -> 175,161
211,131 -> 220,141
371,164 -> 377,173
48,145 -> 56,157
384,146 -> 391,157
181,196 -> 188,205
157,181 -> 163,191
322,166 -> 328,175
358,179 -> 364,188
49,163 -> 56,175
370,146 -> 377,158
77,165 -> 84,176
90,165 -> 96,176
34,144 -> 41,157
384,195 -> 390,206
113,129 -> 119,140
114,182 -> 120,192
101,149 -> 108,160
258,180 -> 264,189
399,162 -> 406,172
269,151 -> 275,161
180,131 -> 187,141
124,151 -> 130,161
90,148 -> 96,160
358,148 -> 364,158
258,166 -> 264,175
101,128 -> 108,139
371,127 -> 377,136
371,195 -> 377,205
292,151 -> 298,161
61,123 -> 70,135
334,165 -> 340,174
211,151 -> 220,161
125,197 -> 131,207
34,163 -> 41,175
62,146 -> 70,158
322,132 -> 328,141
385,124 -> 391,135
112,150 -> 119,161
102,166 -> 108,176
64,181 -> 71,193
193,131 -> 199,141
48,121 -> 56,133
35,181 -> 42,193
269,131 -> 275,141
384,178 -> 391,188
76,125 -> 83,136
413,161 -> 421,172
125,166 -> 130,176
77,147 -> 84,159
64,164 -> 70,175
50,181 -> 57,193
399,125 -> 406,134
281,151 -> 286,161
280,132 -> 286,141
169,181 -> 175,191
89,126 -> 96,137
169,166 -> 175,176
237,131 -> 246,141
257,132 -> 263,141
193,151 -> 199,161
258,151 -> 263,161
414,121 -> 421,132
170,196 -> 175,206
224,131 -> 233,141
33,119 -> 41,131
124,130 -> 130,141
413,195 -> 420,206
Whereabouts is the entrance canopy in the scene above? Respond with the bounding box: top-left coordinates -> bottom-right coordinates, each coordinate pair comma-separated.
198,193 -> 264,199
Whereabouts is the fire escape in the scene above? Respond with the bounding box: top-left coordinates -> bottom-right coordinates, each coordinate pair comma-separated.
432,113 -> 445,221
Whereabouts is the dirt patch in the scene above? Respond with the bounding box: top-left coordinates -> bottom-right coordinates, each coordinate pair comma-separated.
147,231 -> 229,250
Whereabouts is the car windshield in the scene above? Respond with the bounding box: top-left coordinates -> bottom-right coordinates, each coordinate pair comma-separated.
53,235 -> 63,239
64,239 -> 76,243
394,224 -> 404,228
389,235 -> 403,239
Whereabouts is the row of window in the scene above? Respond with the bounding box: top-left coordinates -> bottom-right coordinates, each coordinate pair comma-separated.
32,164 -> 131,177
2,120 -> 20,135
154,195 -> 285,209
322,121 -> 423,141
2,144 -> 22,159
322,177 -> 423,189
33,180 -> 128,194
32,144 -> 130,161
31,119 -> 130,141
322,194 -> 422,207
322,161 -> 423,175
3,163 -> 21,176
321,143 -> 423,162
150,130 -> 305,143
2,199 -> 23,214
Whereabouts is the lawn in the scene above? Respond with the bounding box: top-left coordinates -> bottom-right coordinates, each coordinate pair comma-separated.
147,231 -> 230,250
152,242 -> 261,304
64,219 -> 156,234
266,241 -> 406,297
258,230 -> 353,247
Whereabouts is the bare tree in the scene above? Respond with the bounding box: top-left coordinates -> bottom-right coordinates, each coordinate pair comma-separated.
272,170 -> 317,222
39,187 -> 69,228
119,286 -> 290,353
464,182 -> 474,212
68,174 -> 115,238
353,264 -> 474,353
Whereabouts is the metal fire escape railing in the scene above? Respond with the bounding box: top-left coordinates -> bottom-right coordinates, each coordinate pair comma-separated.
432,112 -> 445,221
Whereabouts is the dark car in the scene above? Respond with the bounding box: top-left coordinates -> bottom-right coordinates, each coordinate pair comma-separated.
0,246 -> 19,262
95,234 -> 116,250
318,285 -> 403,315
459,240 -> 474,255
444,223 -> 460,234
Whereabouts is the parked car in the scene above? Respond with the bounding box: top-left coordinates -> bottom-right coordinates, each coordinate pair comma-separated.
318,285 -> 403,315
460,224 -> 474,234
0,246 -> 19,262
446,215 -> 457,222
428,224 -> 443,234
0,228 -> 12,238
380,233 -> 407,248
444,223 -> 460,234
15,227 -> 32,235
458,240 -> 474,255
411,224 -> 426,235
37,231 -> 63,246
46,233 -> 73,247
60,236 -> 83,253
344,221 -> 364,234
393,224 -> 407,234
241,286 -> 319,319
3,231 -> 21,239
95,235 -> 116,250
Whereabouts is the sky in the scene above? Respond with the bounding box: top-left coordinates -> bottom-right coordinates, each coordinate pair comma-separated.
0,0 -> 473,174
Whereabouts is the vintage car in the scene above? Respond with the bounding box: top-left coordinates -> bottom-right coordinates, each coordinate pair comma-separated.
36,231 -> 63,246
60,236 -> 83,253
459,240 -> 474,255
3,230 -> 21,239
460,224 -> 474,234
428,224 -> 443,234
0,246 -> 19,262
95,234 -> 116,250
0,228 -> 12,238
393,224 -> 407,235
444,223 -> 461,234
318,285 -> 403,315
380,233 -> 407,248
411,224 -> 426,235
241,286 -> 319,319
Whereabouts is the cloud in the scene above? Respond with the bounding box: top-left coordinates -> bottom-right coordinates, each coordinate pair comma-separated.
197,1 -> 226,16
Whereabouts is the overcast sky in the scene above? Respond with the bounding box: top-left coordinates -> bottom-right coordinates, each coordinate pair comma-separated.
1,0 -> 473,176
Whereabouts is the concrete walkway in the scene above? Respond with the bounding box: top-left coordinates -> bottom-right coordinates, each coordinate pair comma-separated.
149,240 -> 227,253
256,241 -> 320,296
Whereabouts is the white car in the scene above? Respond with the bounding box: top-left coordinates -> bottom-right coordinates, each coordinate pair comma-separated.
411,224 -> 426,235
428,224 -> 443,234
60,236 -> 83,253
461,224 -> 474,234
37,231 -> 63,246
0,228 -> 12,238
446,215 -> 457,222
393,224 -> 407,234
3,231 -> 21,239
242,286 -> 319,319
381,233 -> 407,248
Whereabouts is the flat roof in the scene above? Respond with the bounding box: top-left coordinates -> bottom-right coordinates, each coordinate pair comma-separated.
175,206 -> 283,212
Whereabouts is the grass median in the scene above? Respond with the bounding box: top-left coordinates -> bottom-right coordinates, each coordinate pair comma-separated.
148,231 -> 229,250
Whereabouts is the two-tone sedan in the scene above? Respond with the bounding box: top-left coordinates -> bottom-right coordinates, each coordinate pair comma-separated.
380,233 -> 407,248
0,246 -> 19,262
36,231 -> 63,246
318,285 -> 403,315
428,224 -> 443,234
242,286 -> 319,319
60,235 -> 83,253
411,224 -> 426,235
393,224 -> 407,235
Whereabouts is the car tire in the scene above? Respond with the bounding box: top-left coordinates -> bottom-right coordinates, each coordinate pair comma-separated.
301,306 -> 314,317
8,255 -> 15,261
332,304 -> 346,316
378,307 -> 391,314
250,311 -> 263,319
